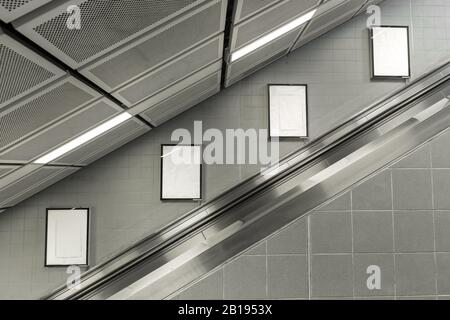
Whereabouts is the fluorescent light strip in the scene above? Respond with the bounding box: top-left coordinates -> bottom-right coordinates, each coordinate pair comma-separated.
33,112 -> 132,164
230,9 -> 317,62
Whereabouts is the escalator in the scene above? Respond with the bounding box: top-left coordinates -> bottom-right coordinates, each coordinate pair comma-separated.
45,59 -> 450,300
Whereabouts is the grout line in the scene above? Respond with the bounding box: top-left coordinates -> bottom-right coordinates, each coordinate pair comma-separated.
307,215 -> 312,300
350,191 -> 355,298
429,147 -> 438,297
390,169 -> 397,299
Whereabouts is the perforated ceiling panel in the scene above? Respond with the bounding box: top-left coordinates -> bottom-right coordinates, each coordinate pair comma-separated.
112,34 -> 223,106
140,70 -> 221,126
292,0 -> 365,50
130,60 -> 221,120
233,0 -> 282,24
80,0 -> 227,92
0,0 -> 51,23
0,27 -> 64,110
225,27 -> 300,87
0,165 -> 79,208
230,0 -> 320,50
0,98 -> 122,163
54,117 -> 150,166
14,0 -> 209,68
0,76 -> 100,154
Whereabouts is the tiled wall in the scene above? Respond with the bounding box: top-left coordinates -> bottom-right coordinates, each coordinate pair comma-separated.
175,128 -> 450,300
1,0 -> 450,299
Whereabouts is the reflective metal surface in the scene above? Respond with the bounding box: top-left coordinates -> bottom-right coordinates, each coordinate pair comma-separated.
44,60 -> 450,300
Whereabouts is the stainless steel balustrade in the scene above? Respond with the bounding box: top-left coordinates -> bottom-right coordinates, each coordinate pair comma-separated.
45,59 -> 450,300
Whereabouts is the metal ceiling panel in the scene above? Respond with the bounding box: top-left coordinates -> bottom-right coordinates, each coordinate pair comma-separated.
0,165 -> 79,208
53,117 -> 150,166
233,0 -> 282,24
0,164 -> 18,178
226,49 -> 288,87
230,0 -> 320,51
129,61 -> 222,118
0,75 -> 100,155
79,0 -> 227,92
0,0 -> 52,23
225,27 -> 299,86
73,125 -> 150,166
0,98 -> 123,163
140,70 -> 221,126
111,34 -> 223,106
0,26 -> 65,110
14,0 -> 210,69
292,0 -> 365,51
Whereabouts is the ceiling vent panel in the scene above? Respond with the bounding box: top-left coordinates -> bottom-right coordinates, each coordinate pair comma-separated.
0,76 -> 100,153
79,0 -> 227,91
292,0 -> 365,50
0,0 -> 52,23
54,118 -> 150,166
140,70 -> 221,126
233,0 -> 282,24
129,60 -> 221,117
0,165 -> 18,178
13,0 -> 211,68
0,27 -> 65,110
230,0 -> 320,51
112,34 -> 223,106
0,165 -> 79,208
0,98 -> 122,163
226,48 -> 288,87
226,27 -> 299,86
74,125 -> 149,166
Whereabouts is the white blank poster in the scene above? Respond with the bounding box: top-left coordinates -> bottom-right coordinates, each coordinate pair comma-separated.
161,145 -> 202,200
46,208 -> 89,266
269,85 -> 308,137
371,26 -> 410,78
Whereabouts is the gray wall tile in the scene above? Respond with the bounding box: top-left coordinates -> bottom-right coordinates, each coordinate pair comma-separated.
311,255 -> 353,298
267,255 -> 308,299
353,211 -> 394,253
394,211 -> 435,253
223,256 -> 266,299
432,170 -> 450,209
267,219 -> 307,255
435,211 -> 450,252
243,242 -> 267,256
392,145 -> 431,168
395,254 -> 436,296
392,169 -> 433,210
352,171 -> 392,210
436,253 -> 450,295
310,212 -> 352,254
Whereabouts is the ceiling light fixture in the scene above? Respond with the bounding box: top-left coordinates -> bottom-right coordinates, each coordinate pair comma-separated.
230,9 -> 317,62
33,112 -> 132,164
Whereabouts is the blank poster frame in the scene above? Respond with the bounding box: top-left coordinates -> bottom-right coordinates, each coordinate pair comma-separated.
45,208 -> 90,267
268,84 -> 309,139
370,25 -> 411,79
160,144 -> 203,201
